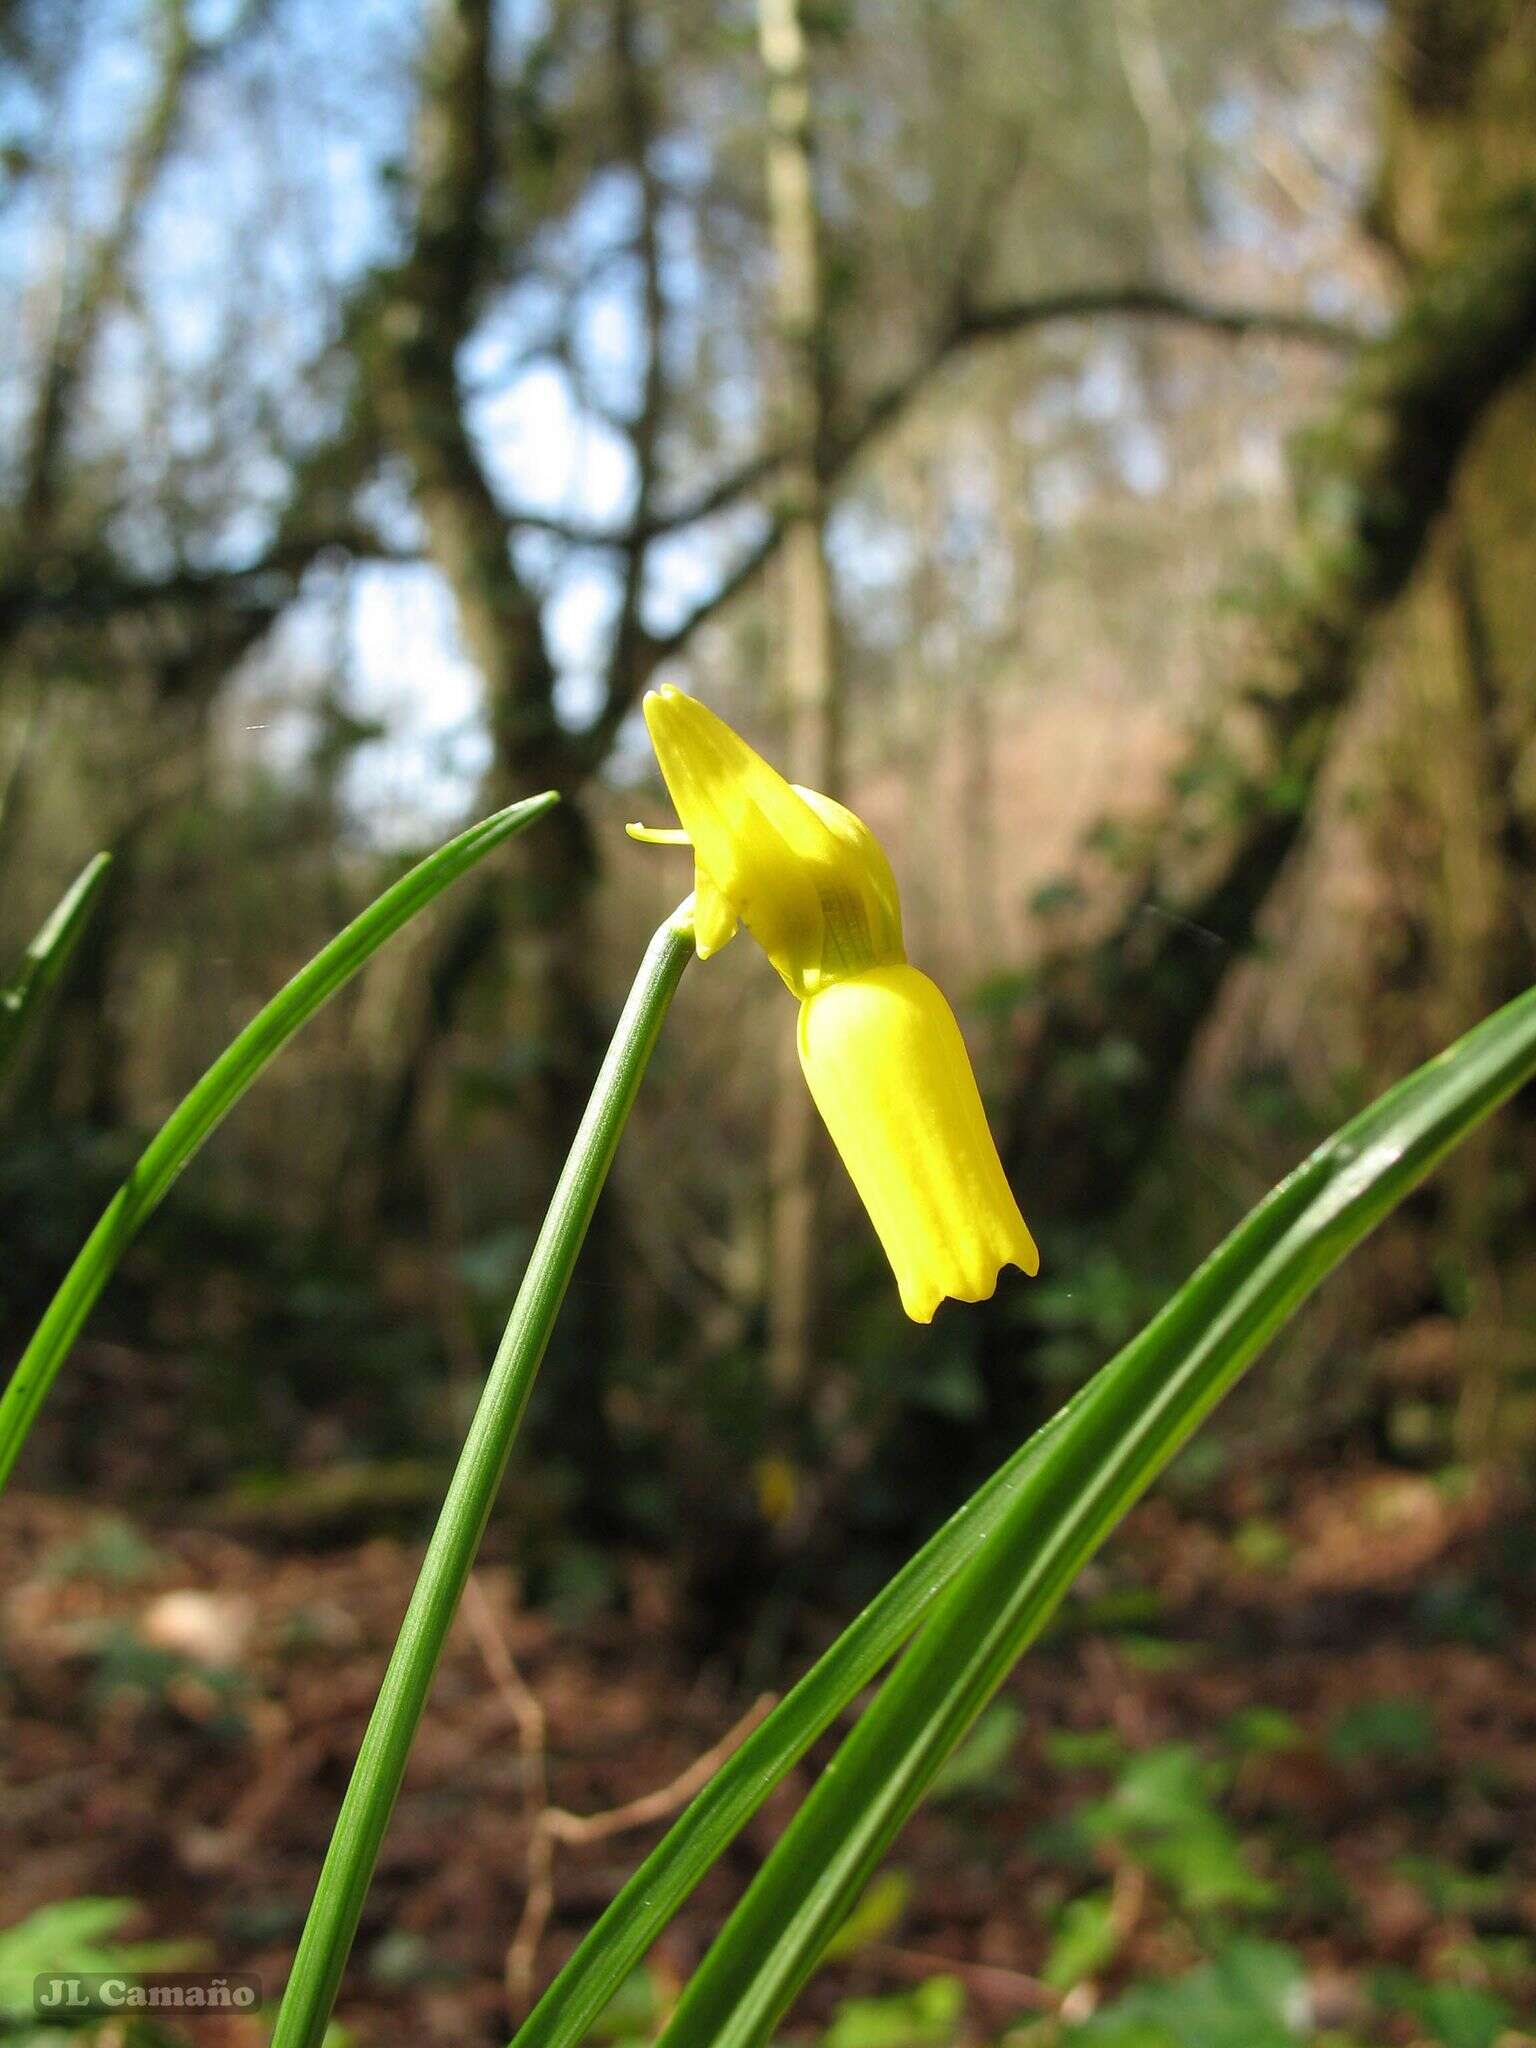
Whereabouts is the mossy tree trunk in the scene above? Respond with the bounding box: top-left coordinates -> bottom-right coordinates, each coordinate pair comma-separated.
1000,0 -> 1536,1227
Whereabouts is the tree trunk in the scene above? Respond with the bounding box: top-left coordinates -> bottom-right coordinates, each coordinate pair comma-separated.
1001,186 -> 1536,1223
758,0 -> 839,1399
361,0 -> 590,1193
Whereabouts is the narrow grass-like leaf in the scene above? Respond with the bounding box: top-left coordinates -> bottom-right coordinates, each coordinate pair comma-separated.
513,993 -> 1500,2048
270,906 -> 695,2048
657,979 -> 1536,2048
509,982 -> 1411,2048
0,851 -> 112,1089
509,1394 -> 1084,2048
0,793 -> 556,1494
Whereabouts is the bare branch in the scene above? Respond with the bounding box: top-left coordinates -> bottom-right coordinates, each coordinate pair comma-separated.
0,397 -> 390,653
566,277 -> 1364,742
575,518 -> 783,767
22,0 -> 200,528
3,259 -> 1361,670
955,281 -> 1363,351
505,283 -> 1360,549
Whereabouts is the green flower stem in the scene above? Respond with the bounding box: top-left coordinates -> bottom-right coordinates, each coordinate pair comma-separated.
0,795 -> 557,1495
270,904 -> 694,2048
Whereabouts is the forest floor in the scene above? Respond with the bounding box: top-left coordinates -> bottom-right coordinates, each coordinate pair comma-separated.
2,1462 -> 1534,2048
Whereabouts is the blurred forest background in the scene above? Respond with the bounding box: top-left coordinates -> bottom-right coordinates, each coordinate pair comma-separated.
4,0 -> 1536,2043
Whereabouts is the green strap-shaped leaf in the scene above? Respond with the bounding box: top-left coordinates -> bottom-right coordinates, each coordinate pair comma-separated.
0,792 -> 557,1494
510,1000 -> 1376,2048
0,851 -> 113,1089
513,994 -> 1449,2048
651,978 -> 1536,2047
511,1392 -> 1085,2048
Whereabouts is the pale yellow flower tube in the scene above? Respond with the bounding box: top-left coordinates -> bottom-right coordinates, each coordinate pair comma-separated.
799,965 -> 1040,1323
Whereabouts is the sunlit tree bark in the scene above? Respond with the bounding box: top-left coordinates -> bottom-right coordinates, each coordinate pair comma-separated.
758,0 -> 838,1399
1001,0 -> 1536,1226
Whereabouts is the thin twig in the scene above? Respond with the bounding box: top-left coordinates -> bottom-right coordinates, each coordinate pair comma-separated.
543,1692 -> 775,1848
866,1943 -> 1060,2013
504,1688 -> 774,2014
464,1579 -> 773,2019
462,1573 -> 548,1825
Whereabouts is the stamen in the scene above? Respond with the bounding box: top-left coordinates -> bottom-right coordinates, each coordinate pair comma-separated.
626,822 -> 692,846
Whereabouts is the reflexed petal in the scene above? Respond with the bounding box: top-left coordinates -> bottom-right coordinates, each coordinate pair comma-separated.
792,784 -> 903,955
693,868 -> 739,957
798,964 -> 1040,1323
627,821 -> 739,956
642,687 -> 902,996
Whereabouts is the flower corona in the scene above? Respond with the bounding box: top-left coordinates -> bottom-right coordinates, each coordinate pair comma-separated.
629,686 -> 1038,1322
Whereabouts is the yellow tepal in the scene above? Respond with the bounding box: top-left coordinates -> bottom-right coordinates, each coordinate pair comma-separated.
629,685 -> 1039,1323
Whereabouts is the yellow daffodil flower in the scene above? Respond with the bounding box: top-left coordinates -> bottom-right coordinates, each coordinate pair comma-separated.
629,685 -> 1039,1323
